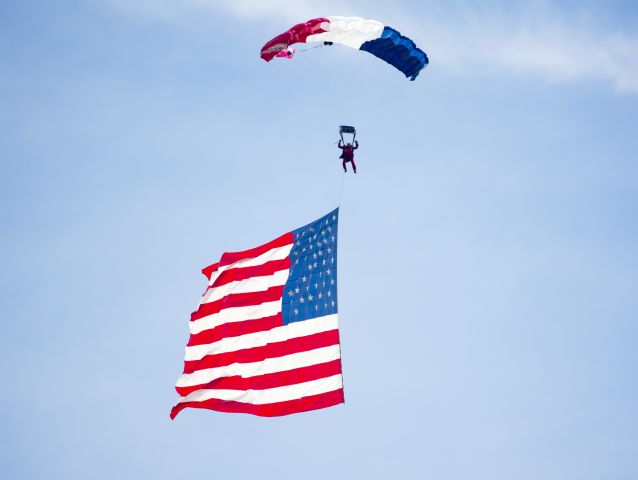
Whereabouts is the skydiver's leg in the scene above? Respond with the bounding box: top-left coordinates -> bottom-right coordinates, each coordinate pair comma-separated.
351,159 -> 357,173
342,159 -> 347,172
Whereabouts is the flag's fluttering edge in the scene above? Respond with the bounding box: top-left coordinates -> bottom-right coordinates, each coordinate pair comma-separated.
171,208 -> 343,418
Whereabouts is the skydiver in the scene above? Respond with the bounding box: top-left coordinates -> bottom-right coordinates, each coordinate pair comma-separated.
338,140 -> 358,173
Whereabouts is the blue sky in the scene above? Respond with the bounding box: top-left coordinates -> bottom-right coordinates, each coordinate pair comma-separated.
1,1 -> 637,479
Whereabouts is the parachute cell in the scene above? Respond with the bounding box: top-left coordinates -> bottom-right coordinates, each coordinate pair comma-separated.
360,27 -> 428,80
260,18 -> 328,62
260,16 -> 429,80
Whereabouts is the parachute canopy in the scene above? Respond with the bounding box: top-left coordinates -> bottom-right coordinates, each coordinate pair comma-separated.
260,16 -> 429,81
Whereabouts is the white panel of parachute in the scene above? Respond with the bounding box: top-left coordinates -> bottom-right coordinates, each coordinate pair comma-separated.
306,16 -> 385,50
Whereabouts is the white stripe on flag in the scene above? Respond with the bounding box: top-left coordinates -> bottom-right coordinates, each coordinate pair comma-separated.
176,344 -> 341,388
175,374 -> 343,406
185,314 -> 339,361
200,269 -> 290,305
190,300 -> 282,335
207,244 -> 293,286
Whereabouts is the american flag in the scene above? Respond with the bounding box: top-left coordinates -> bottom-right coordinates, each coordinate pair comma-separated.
171,208 -> 344,418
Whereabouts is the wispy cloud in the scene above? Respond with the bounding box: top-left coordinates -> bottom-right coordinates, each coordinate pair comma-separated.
101,0 -> 346,23
101,0 -> 638,93
413,4 -> 638,93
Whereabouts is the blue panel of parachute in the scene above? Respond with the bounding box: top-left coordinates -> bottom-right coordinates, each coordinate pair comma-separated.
359,27 -> 429,81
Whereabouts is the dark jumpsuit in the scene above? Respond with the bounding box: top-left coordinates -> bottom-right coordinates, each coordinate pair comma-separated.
338,141 -> 358,173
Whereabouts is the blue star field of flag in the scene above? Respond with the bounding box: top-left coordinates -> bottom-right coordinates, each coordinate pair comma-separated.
282,208 -> 339,325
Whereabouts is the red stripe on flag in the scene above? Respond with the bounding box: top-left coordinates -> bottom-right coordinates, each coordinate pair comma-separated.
190,285 -> 285,321
187,314 -> 283,347
176,358 -> 342,397
171,388 -> 344,419
218,233 -> 293,267
211,257 -> 291,289
182,329 -> 341,374
201,262 -> 219,281
201,359 -> 342,391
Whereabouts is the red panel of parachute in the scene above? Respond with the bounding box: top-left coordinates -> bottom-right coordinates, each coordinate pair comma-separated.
260,18 -> 329,61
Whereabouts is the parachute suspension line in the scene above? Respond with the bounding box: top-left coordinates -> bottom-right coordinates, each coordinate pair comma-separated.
338,170 -> 346,207
295,44 -> 323,54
